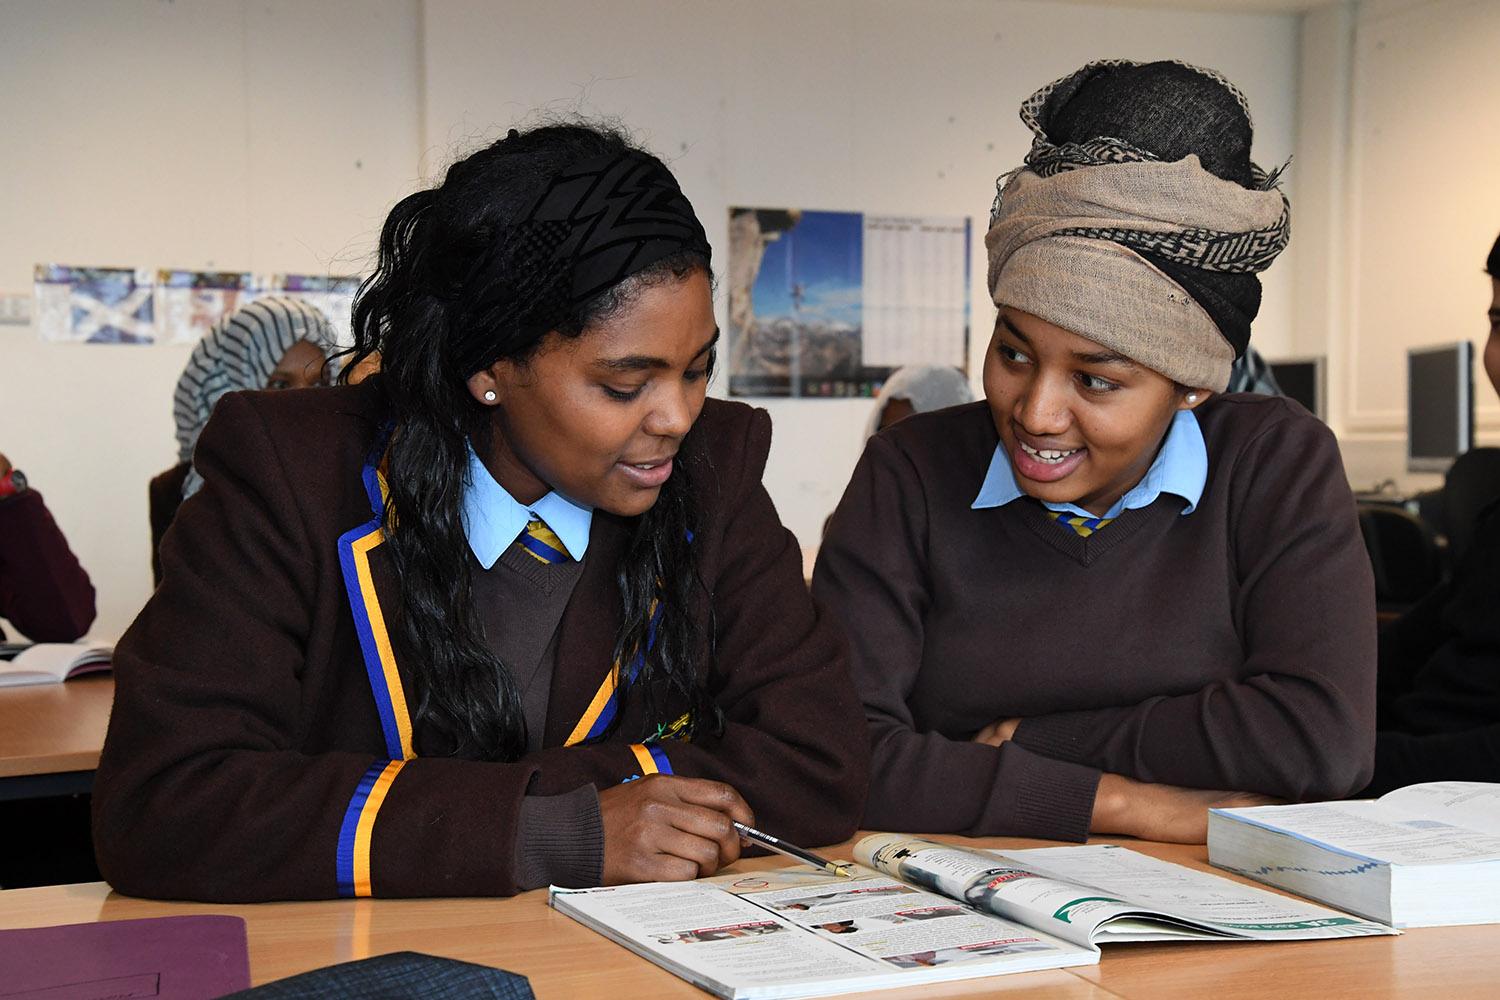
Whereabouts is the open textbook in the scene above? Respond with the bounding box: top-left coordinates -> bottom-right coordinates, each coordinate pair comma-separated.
1209,780 -> 1500,927
550,834 -> 1394,1000
0,641 -> 112,687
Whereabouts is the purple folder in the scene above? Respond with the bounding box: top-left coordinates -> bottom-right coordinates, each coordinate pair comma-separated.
0,914 -> 250,1000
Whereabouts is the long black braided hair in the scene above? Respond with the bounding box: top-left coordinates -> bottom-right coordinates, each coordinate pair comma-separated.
343,123 -> 721,762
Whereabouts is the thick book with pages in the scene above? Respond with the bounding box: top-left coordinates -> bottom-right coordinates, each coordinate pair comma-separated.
1209,780 -> 1500,927
550,833 -> 1394,1000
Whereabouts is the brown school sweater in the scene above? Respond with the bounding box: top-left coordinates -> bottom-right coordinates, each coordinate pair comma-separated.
93,380 -> 867,902
813,395 -> 1376,842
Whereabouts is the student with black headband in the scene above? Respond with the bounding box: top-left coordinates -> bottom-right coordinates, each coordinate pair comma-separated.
815,60 -> 1376,844
92,123 -> 867,901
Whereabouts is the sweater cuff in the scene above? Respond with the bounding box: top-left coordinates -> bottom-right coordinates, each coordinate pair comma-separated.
974,742 -> 1100,842
512,784 -> 604,892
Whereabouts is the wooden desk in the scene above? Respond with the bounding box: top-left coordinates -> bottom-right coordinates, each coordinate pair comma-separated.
1,835 -> 1496,998
0,675 -> 112,800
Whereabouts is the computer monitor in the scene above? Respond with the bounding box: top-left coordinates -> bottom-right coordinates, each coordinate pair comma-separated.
1267,356 -> 1326,420
1407,341 -> 1474,474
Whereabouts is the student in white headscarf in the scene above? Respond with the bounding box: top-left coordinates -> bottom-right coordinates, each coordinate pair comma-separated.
865,365 -> 974,439
149,296 -> 340,583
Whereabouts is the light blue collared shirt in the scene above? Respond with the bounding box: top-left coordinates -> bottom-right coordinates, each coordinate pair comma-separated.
971,408 -> 1208,519
462,443 -> 594,570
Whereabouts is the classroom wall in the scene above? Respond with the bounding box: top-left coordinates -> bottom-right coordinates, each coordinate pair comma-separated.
0,0 -> 422,640
419,0 -> 1301,552
1297,0 -> 1500,491
3,0 -> 1301,640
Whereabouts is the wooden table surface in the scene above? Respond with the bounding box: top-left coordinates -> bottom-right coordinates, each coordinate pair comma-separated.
0,675 -> 113,778
2,834 -> 1497,999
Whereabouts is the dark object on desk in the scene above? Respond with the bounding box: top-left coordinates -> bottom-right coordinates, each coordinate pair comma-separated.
1356,503 -> 1443,613
219,952 -> 535,1000
0,913 -> 249,998
1443,446 -> 1500,566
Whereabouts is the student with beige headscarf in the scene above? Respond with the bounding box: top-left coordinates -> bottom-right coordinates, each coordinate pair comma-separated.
815,60 -> 1375,844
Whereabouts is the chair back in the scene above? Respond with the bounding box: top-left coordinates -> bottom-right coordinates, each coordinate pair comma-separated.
1356,503 -> 1442,613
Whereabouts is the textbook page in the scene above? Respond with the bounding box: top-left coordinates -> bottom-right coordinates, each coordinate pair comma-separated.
0,641 -> 112,687
551,871 -> 1094,1000
853,835 -> 1393,945
1377,781 -> 1500,837
1214,798 -> 1500,866
995,845 -> 1391,940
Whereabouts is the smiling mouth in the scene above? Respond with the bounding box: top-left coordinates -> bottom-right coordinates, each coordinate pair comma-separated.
1018,441 -> 1080,465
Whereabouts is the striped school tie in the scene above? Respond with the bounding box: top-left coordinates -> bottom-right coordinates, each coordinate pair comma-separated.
1046,509 -> 1113,538
516,518 -> 570,563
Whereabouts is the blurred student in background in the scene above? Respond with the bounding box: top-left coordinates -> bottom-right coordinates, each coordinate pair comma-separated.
866,365 -> 974,437
1364,232 -> 1500,794
0,448 -> 96,890
0,449 -> 94,642
149,296 -> 340,584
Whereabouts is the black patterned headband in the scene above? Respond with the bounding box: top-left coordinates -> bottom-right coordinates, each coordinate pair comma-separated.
451,147 -> 710,378
523,149 -> 711,303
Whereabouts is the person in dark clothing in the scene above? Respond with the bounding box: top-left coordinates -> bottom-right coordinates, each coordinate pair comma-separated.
93,122 -> 867,902
1363,233 -> 1500,795
815,60 -> 1375,845
150,296 -> 340,585
0,449 -> 99,890
0,450 -> 94,642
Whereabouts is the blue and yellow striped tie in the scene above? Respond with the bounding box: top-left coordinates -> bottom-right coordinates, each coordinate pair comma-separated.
517,518 -> 570,563
1046,510 -> 1113,538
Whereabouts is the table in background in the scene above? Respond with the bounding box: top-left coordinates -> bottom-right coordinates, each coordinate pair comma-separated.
0,675 -> 112,800
1,834 -> 1496,999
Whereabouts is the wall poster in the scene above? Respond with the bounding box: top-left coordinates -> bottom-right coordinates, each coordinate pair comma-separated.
34,265 -> 156,343
33,265 -> 362,347
727,207 -> 970,398
158,270 -> 261,344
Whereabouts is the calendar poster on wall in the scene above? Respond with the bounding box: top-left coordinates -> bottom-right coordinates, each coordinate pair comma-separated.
727,208 -> 969,398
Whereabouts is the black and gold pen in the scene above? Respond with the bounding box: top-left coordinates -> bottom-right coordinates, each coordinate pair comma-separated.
733,821 -> 855,877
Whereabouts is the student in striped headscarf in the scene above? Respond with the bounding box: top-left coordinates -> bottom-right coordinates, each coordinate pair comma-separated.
95,122 -> 866,902
816,60 -> 1376,845
148,296 -> 340,584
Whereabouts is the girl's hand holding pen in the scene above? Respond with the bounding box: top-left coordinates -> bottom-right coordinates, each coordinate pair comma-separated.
599,774 -> 754,884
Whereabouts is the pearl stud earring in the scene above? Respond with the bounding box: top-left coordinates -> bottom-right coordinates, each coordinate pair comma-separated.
484,390 -> 497,402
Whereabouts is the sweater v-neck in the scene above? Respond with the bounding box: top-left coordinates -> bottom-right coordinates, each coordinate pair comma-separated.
1014,496 -> 1175,565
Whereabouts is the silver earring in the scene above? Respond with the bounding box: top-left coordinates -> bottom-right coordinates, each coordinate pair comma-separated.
1186,393 -> 1198,403
484,390 -> 497,402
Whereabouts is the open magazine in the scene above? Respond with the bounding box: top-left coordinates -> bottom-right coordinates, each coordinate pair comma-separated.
550,834 -> 1395,1000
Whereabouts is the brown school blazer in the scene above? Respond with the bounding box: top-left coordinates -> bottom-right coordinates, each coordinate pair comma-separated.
93,379 -> 867,902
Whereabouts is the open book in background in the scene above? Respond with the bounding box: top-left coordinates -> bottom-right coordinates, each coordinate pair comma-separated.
1209,780 -> 1500,927
0,641 -> 112,687
550,834 -> 1393,1000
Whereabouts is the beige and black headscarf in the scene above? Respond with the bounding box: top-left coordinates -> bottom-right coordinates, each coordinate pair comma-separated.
986,59 -> 1290,391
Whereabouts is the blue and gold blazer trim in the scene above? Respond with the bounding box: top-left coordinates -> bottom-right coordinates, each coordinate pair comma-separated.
334,426 -> 680,894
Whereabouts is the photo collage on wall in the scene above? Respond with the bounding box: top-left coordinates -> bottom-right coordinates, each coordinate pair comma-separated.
33,265 -> 362,347
727,208 -> 970,398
